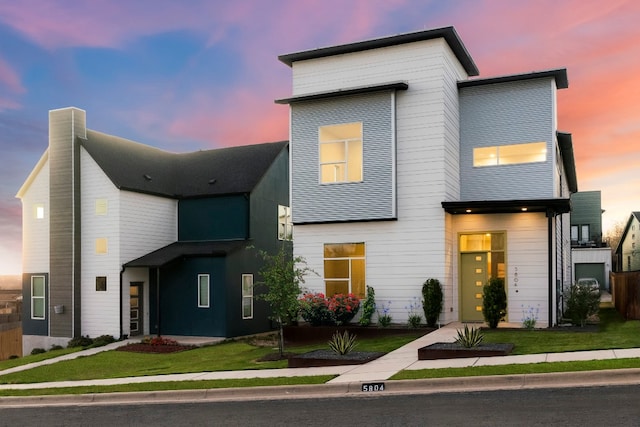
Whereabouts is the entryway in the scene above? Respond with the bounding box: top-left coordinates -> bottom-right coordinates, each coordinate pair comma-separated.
130,282 -> 143,336
460,252 -> 487,322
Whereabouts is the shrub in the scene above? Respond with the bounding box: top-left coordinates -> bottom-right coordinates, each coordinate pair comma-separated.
482,277 -> 507,329
67,335 -> 94,348
143,336 -> 179,346
50,344 -> 63,351
377,301 -> 392,327
455,325 -> 484,348
299,293 -> 331,326
328,330 -> 358,355
422,278 -> 443,327
8,355 -> 19,360
91,335 -> 116,348
565,283 -> 600,327
327,293 -> 360,325
30,348 -> 46,355
359,286 -> 376,326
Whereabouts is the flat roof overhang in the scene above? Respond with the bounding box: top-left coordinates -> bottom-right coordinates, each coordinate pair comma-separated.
124,240 -> 247,268
442,199 -> 571,215
275,81 -> 408,105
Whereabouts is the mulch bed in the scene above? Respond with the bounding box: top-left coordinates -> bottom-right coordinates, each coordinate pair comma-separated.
287,349 -> 385,368
418,342 -> 514,360
116,343 -> 196,354
283,324 -> 433,345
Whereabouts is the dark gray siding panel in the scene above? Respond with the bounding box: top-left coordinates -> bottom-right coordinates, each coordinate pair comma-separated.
21,273 -> 49,336
291,92 -> 395,223
48,108 -> 85,338
570,191 -> 602,242
459,79 -> 555,201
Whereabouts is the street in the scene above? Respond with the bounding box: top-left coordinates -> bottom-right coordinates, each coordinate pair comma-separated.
1,384 -> 639,426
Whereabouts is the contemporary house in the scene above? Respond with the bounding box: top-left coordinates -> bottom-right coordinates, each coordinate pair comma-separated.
615,212 -> 640,272
276,27 -> 578,327
570,191 -> 611,290
17,107 -> 290,354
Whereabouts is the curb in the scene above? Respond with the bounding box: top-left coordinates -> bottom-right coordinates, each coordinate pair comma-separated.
3,368 -> 640,407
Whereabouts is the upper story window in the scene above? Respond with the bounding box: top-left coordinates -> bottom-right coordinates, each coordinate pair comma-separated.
31,276 -> 46,320
95,199 -> 108,215
474,142 -> 547,167
95,238 -> 108,254
34,204 -> 45,219
278,205 -> 292,241
319,122 -> 363,183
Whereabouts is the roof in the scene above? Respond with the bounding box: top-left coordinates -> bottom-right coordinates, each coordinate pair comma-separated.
278,26 -> 479,77
442,198 -> 571,215
557,132 -> 578,193
458,69 -> 568,90
80,130 -> 288,198
124,240 -> 248,268
275,82 -> 408,105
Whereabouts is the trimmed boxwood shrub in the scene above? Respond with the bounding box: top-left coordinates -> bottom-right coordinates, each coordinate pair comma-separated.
482,277 -> 507,328
422,278 -> 443,327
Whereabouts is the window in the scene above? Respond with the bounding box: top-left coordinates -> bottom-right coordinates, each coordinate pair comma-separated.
31,276 -> 45,320
95,199 -> 108,215
278,205 -> 292,241
198,274 -> 210,308
473,142 -> 547,167
96,238 -> 108,254
571,225 -> 578,242
324,243 -> 366,298
319,122 -> 363,183
242,274 -> 253,319
581,225 -> 590,243
96,276 -> 107,292
34,204 -> 44,219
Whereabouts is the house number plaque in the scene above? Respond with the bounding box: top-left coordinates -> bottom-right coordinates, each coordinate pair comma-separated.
362,382 -> 385,392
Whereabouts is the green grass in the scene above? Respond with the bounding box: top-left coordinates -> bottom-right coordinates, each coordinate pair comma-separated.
0,347 -> 81,371
0,332 -> 424,385
0,375 -> 335,397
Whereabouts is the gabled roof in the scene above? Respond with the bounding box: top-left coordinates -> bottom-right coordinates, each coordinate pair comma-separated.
278,26 -> 479,77
615,212 -> 640,255
16,150 -> 49,199
80,130 -> 287,198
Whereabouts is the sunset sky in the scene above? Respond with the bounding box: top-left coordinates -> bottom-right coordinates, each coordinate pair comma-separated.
0,0 -> 639,274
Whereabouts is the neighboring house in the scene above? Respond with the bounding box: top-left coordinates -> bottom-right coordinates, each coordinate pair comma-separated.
276,27 -> 577,327
17,107 -> 290,354
615,212 -> 640,272
570,191 -> 611,290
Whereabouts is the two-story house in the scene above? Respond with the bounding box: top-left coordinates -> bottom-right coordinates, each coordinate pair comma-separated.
616,212 -> 640,272
276,27 -> 577,327
17,107 -> 290,354
570,191 -> 611,290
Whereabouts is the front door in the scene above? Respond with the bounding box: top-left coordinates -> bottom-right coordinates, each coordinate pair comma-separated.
130,282 -> 143,336
461,253 -> 487,322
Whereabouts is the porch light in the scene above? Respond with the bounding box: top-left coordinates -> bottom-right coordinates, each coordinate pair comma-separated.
465,209 -> 472,213
521,207 -> 528,211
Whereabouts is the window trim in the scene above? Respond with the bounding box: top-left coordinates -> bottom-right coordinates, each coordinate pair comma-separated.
318,122 -> 363,184
198,274 -> 210,308
31,275 -> 46,320
242,274 -> 254,320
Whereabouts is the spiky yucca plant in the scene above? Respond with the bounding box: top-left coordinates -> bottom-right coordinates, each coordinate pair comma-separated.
328,330 -> 358,355
455,324 -> 484,348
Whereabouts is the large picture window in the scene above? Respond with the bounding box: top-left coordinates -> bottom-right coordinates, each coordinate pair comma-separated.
474,142 -> 547,167
324,243 -> 365,298
31,276 -> 46,320
198,274 -> 210,308
242,274 -> 253,319
319,122 -> 363,183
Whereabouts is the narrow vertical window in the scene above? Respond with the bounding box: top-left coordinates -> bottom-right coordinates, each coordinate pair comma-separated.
96,276 -> 107,292
31,276 -> 46,320
96,238 -> 108,254
198,274 -> 210,308
278,205 -> 292,241
34,204 -> 45,219
95,199 -> 108,215
242,274 -> 254,319
581,225 -> 590,243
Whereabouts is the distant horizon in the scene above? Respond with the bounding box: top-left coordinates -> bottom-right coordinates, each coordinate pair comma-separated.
1,1 -> 639,274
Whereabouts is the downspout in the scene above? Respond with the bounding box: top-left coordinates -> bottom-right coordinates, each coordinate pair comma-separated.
547,209 -> 554,328
119,265 -> 125,339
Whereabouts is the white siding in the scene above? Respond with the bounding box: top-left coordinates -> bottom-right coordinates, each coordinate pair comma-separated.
621,217 -> 640,272
21,159 -> 50,273
452,213 -> 550,326
80,149 -> 121,337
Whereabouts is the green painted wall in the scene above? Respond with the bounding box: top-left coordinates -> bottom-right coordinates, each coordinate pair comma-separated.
178,196 -> 248,241
570,191 -> 602,242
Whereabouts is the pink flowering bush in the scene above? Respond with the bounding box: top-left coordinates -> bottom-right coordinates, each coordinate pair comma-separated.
299,292 -> 361,326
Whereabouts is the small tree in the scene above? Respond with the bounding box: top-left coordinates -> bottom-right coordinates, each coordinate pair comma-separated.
359,286 -> 376,326
422,278 -> 443,327
255,245 -> 313,357
565,283 -> 600,327
482,277 -> 507,329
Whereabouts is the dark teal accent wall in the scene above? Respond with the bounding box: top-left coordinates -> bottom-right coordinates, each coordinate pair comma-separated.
178,195 -> 249,241
21,273 -> 49,336
150,258 -> 227,337
570,191 -> 602,242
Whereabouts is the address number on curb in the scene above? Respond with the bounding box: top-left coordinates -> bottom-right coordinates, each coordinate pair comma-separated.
361,382 -> 385,392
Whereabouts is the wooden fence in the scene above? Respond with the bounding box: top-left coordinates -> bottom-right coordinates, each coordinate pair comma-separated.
0,324 -> 22,360
611,271 -> 640,319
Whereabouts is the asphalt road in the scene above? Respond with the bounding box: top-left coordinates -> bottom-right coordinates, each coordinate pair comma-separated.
1,384 -> 639,426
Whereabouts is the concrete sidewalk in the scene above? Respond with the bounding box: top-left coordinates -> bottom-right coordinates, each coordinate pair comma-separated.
2,319 -> 640,391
